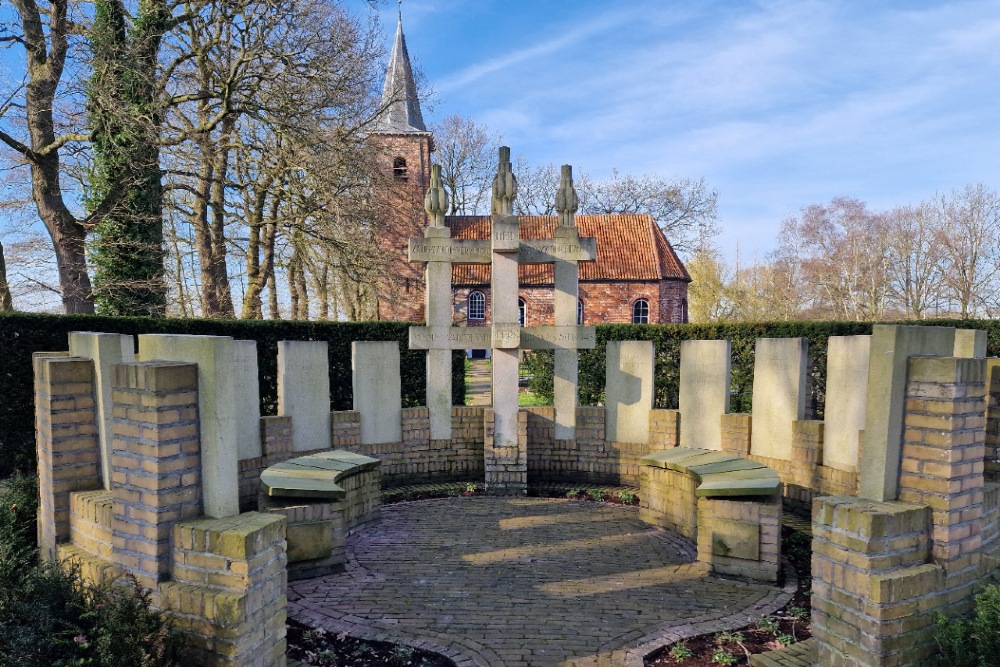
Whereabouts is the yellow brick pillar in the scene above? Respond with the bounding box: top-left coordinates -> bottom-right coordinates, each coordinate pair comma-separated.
720,413 -> 751,456
110,362 -> 203,595
34,354 -> 102,561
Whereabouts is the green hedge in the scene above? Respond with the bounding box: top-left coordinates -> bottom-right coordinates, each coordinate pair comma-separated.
574,319 -> 1000,413
0,313 -> 465,477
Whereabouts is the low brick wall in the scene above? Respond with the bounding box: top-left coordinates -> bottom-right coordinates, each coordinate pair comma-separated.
638,465 -> 699,540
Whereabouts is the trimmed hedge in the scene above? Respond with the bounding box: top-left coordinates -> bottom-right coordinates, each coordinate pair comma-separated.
574,319 -> 1000,414
0,312 -> 465,477
4,313 -> 999,478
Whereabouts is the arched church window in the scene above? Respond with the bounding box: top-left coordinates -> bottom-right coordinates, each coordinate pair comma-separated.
518,298 -> 526,327
468,291 -> 485,321
393,157 -> 408,180
632,299 -> 649,324
578,299 -> 584,325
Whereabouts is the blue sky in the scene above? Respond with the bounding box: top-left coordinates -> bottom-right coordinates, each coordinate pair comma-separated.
373,0 -> 1000,262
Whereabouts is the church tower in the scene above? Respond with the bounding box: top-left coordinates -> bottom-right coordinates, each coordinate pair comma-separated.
371,11 -> 433,321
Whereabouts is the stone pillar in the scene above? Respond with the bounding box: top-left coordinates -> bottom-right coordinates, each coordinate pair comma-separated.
487,147 -> 525,495
233,340 -> 263,460
138,334 -> 240,517
484,408 -> 528,495
823,335 -> 869,472
898,356 -> 985,575
164,513 -> 287,667
812,496 -> 939,667
34,355 -> 102,561
110,362 -> 202,595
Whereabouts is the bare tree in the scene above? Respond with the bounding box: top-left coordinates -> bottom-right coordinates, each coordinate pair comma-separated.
580,170 -> 719,256
433,115 -> 499,215
0,240 -> 13,311
933,183 -> 1000,318
884,204 -> 944,319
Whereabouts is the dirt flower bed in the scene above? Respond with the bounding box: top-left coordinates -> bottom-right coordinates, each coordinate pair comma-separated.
646,525 -> 813,667
287,621 -> 455,667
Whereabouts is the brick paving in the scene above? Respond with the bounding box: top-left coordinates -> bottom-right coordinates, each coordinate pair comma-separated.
288,497 -> 795,667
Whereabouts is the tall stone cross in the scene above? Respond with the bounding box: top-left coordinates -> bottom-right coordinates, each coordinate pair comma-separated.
408,148 -> 596,494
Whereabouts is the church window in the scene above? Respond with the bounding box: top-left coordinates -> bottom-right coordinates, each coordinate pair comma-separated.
577,299 -> 584,325
632,299 -> 650,324
518,298 -> 526,327
468,291 -> 485,320
681,298 -> 688,323
393,156 -> 408,180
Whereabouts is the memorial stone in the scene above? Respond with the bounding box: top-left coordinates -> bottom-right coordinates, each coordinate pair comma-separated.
955,328 -> 987,358
749,338 -> 808,460
859,324 -> 956,501
137,334 -> 239,518
606,340 -> 654,444
233,340 -> 263,460
678,339 -> 730,450
352,342 -> 402,445
822,335 -> 870,471
277,340 -> 331,453
68,332 -> 135,488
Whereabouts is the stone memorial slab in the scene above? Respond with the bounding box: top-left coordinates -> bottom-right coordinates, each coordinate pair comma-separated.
352,342 -> 402,445
749,338 -> 808,461
955,329 -> 987,358
606,340 -> 654,444
277,340 -> 331,453
68,332 -> 135,488
679,339 -> 731,451
860,325 -> 956,501
823,335 -> 870,471
233,340 -> 262,460
137,334 -> 239,518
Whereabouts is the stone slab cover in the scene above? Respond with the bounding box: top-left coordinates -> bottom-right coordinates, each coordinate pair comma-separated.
278,341 -> 331,453
823,335 -> 870,472
606,340 -> 654,444
137,334 -> 239,518
68,332 -> 135,489
352,342 -> 402,445
860,324 -> 956,501
679,339 -> 731,451
749,338 -> 808,460
233,340 -> 262,460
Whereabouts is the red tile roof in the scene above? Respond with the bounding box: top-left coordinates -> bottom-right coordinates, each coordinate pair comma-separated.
446,214 -> 690,286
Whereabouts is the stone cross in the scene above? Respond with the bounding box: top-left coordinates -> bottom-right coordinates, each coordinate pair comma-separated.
408,164 -> 492,440
517,165 -> 596,439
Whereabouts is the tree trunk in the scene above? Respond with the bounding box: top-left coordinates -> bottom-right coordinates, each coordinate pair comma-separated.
0,241 -> 13,311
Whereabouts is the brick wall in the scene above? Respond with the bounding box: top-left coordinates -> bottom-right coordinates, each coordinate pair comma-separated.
484,408 -> 527,494
649,409 -> 680,448
985,359 -> 1000,480
452,279 -> 689,327
720,413 -> 751,456
372,133 -> 432,322
639,465 -> 699,540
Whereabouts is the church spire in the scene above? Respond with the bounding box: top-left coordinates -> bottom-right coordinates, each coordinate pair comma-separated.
375,10 -> 427,133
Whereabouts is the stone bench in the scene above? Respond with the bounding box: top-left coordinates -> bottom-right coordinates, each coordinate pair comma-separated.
259,450 -> 381,580
639,447 -> 781,582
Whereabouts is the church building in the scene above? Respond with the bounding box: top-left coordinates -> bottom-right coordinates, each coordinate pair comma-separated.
370,15 -> 690,328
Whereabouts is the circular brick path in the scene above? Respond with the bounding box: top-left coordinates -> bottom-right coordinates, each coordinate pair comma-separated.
288,497 -> 794,667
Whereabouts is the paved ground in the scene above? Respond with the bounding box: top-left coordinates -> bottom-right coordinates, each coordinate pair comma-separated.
466,359 -> 491,406
288,497 -> 794,667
